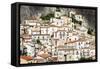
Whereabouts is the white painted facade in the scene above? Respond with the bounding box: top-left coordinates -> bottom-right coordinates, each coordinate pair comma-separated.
75,14 -> 83,21
51,18 -> 64,26
40,27 -> 49,34
54,30 -> 67,39
69,11 -> 76,17
54,11 -> 61,18
24,20 -> 41,27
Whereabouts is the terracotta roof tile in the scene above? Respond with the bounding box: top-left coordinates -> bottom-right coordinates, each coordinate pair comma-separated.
20,56 -> 33,61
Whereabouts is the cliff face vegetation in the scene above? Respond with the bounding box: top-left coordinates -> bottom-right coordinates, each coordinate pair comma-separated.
20,6 -> 96,30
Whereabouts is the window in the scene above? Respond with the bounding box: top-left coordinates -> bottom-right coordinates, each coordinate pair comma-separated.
69,56 -> 72,59
67,33 -> 69,36
75,38 -> 76,40
43,36 -> 44,39
62,32 -> 64,37
57,22 -> 58,25
61,21 -> 62,23
76,51 -> 79,55
79,42 -> 80,45
60,32 -> 62,39
69,39 -> 71,41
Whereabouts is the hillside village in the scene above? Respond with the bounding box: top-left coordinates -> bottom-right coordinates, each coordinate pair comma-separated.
20,8 -> 96,64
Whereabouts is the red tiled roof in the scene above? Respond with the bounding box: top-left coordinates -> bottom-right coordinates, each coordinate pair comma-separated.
22,34 -> 32,39
38,53 -> 51,59
20,56 -> 33,61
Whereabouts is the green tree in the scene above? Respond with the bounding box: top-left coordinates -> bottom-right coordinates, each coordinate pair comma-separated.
40,13 -> 54,20
87,28 -> 93,35
51,34 -> 54,38
79,21 -> 82,26
79,57 -> 93,61
36,39 -> 42,45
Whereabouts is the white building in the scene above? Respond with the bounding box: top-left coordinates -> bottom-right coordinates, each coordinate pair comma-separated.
48,26 -> 58,35
31,27 -> 41,35
69,11 -> 76,17
54,30 -> 67,39
40,26 -> 49,34
61,16 -> 68,24
32,30 -> 40,35
80,26 -> 88,35
22,34 -> 32,43
24,20 -> 41,27
50,18 -> 64,26
32,34 -> 51,46
57,51 -> 65,61
25,43 -> 36,57
74,14 -> 83,21
54,8 -> 61,18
